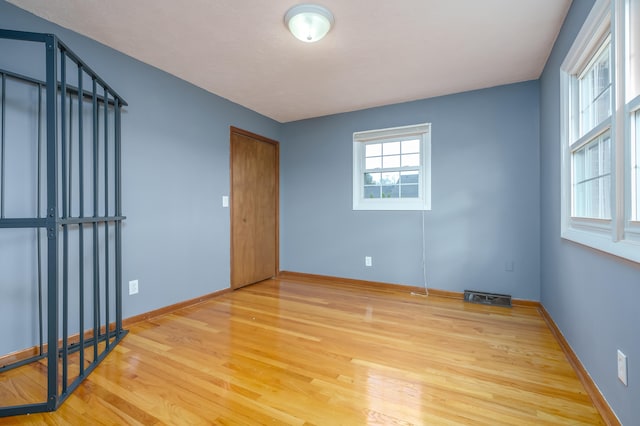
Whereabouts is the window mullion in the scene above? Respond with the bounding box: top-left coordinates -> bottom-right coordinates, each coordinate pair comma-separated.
365,166 -> 420,173
570,119 -> 611,151
613,0 -> 625,240
632,108 -> 640,222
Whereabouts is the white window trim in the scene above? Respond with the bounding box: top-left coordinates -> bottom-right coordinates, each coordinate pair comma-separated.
352,123 -> 431,211
560,0 -> 640,263
625,96 -> 640,242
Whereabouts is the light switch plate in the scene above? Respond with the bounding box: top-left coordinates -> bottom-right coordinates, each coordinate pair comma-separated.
618,349 -> 628,386
129,280 -> 139,295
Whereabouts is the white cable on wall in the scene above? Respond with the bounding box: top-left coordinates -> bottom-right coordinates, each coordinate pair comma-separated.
412,208 -> 429,297
422,208 -> 429,295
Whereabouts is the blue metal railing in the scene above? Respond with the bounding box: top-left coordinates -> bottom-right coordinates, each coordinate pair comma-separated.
0,29 -> 128,417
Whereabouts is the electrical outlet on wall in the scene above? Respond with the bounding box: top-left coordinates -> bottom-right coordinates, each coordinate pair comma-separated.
365,256 -> 372,267
129,280 -> 139,295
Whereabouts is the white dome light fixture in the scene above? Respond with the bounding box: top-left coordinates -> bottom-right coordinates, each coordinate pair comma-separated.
284,4 -> 334,43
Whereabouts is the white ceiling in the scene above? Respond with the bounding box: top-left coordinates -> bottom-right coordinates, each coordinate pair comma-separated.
7,0 -> 572,123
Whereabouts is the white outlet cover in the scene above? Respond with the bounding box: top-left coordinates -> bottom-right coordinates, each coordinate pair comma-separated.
365,256 -> 372,267
617,349 -> 628,386
222,195 -> 229,207
129,279 -> 139,295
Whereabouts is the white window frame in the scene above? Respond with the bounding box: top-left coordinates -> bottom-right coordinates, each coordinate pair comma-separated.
560,0 -> 640,263
630,107 -> 640,229
353,123 -> 431,211
624,0 -> 640,243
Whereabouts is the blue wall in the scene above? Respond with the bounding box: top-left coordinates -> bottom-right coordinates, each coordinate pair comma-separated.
2,0 -> 637,422
0,0 -> 280,356
280,81 -> 541,300
540,1 -> 639,423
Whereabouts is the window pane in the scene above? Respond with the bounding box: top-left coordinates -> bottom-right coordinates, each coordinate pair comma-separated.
595,86 -> 611,125
365,157 -> 381,170
572,132 -> 611,219
400,170 -> 419,184
401,139 -> 420,153
382,141 -> 400,155
587,143 -> 599,179
382,155 -> 400,168
596,56 -> 611,94
401,153 -> 420,167
381,185 -> 399,198
602,135 -> 611,174
579,40 -> 611,136
602,175 -> 612,218
574,149 -> 585,182
381,172 -> 399,185
588,179 -> 598,216
364,186 -> 380,199
575,179 -> 586,217
580,71 -> 594,130
364,172 -> 381,185
400,184 -> 419,198
365,143 -> 381,157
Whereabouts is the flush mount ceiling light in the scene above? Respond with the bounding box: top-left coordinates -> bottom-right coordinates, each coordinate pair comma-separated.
284,4 -> 334,43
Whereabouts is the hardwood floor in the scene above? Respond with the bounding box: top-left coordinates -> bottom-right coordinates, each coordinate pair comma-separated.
1,276 -> 604,425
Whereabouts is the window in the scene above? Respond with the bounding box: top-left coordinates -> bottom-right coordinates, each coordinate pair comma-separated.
571,34 -> 613,221
353,123 -> 431,210
561,0 -> 640,262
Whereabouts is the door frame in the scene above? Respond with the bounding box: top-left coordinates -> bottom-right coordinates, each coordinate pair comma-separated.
229,126 -> 280,289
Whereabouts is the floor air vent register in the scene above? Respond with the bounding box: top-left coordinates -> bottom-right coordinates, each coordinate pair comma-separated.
464,290 -> 512,307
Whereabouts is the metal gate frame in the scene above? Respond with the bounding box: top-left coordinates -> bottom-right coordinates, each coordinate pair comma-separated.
0,29 -> 128,417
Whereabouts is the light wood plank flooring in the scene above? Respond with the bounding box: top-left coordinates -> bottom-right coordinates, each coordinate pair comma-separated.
0,276 -> 603,425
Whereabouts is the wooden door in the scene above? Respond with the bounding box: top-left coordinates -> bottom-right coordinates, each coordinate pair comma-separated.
230,127 -> 279,289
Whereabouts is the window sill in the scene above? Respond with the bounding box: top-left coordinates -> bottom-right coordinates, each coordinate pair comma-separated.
561,228 -> 640,264
353,198 -> 430,211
